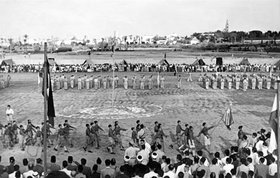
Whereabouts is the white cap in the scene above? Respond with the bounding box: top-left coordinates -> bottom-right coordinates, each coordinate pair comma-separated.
137,155 -> 143,162
124,155 -> 130,162
151,152 -> 158,159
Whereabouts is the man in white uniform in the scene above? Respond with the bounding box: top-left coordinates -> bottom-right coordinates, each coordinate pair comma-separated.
6,105 -> 14,122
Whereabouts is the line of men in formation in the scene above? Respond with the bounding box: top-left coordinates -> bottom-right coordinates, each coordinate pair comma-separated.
1,118 -> 75,152
200,73 -> 280,91
49,74 -> 169,91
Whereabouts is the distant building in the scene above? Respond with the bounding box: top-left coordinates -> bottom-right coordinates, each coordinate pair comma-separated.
190,37 -> 200,45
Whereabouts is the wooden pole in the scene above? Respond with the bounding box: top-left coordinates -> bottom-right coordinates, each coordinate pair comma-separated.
112,31 -> 116,107
43,42 -> 48,176
277,80 -> 280,175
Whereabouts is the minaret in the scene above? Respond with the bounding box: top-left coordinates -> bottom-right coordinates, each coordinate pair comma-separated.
223,19 -> 229,33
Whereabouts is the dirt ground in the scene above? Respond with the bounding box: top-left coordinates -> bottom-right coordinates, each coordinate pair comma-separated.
0,69 -> 276,168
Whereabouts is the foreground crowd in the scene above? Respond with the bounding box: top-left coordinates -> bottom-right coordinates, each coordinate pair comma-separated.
0,107 -> 278,178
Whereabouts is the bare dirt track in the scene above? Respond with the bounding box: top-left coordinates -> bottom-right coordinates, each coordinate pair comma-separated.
0,71 -> 275,168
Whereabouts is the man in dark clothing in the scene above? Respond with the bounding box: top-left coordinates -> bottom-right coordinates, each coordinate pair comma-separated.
6,156 -> 15,174
33,158 -> 44,176
74,158 -> 92,178
176,120 -> 184,146
67,156 -> 77,171
116,166 -> 129,178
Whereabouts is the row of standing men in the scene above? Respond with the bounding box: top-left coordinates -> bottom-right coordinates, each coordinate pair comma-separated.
50,75 -> 168,91
201,74 -> 280,90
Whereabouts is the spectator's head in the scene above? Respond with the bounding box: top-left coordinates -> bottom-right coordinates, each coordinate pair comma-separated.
105,159 -> 111,166
178,172 -> 184,178
77,165 -> 83,173
231,168 -> 236,176
7,105 -> 11,108
81,158 -> 86,165
96,157 -> 102,165
225,173 -> 232,178
23,158 -> 28,166
210,172 -> 216,178
119,165 -> 125,173
247,157 -> 252,164
51,155 -> 56,163
46,171 -> 70,178
212,158 -> 218,165
252,132 -> 257,138
157,144 -> 162,150
37,158 -> 42,164
68,156 -> 73,163
131,127 -> 134,131
224,149 -> 230,156
177,120 -> 181,124
197,170 -> 206,178
15,171 -> 21,178
240,172 -> 247,178
257,151 -> 263,157
10,157 -> 15,164
214,152 -> 220,158
197,150 -> 203,156
176,154 -> 182,162
202,122 -> 206,127
110,158 -> 116,166
166,158 -> 171,165
248,170 -> 254,177
92,164 -> 98,173
240,158 -> 246,165
105,175 -> 111,178
226,157 -> 232,164
14,165 -> 20,171
259,157 -> 265,164
200,157 -> 206,165
62,161 -> 68,168
194,156 -> 199,164
168,164 -> 174,171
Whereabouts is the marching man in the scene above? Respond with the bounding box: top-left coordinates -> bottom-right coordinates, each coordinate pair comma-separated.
197,122 -> 216,151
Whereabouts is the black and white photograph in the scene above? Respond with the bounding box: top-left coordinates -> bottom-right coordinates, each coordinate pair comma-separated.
0,0 -> 280,177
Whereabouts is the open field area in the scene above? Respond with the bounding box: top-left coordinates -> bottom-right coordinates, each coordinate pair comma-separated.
0,69 -> 277,168
3,50 -> 280,65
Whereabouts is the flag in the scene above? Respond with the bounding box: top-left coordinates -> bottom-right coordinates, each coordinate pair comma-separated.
223,105 -> 234,130
268,94 -> 278,153
37,72 -> 41,85
42,59 -> 55,126
164,53 -> 166,59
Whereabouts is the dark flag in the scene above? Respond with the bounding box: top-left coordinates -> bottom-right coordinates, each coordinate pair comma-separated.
223,105 -> 234,130
164,53 -> 166,59
82,60 -> 87,66
268,94 -> 277,152
42,60 -> 55,126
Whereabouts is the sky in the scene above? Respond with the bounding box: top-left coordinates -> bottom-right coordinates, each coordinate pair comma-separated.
0,0 -> 279,39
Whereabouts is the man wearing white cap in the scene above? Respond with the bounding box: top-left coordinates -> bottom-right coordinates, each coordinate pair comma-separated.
137,145 -> 150,165
124,142 -> 140,166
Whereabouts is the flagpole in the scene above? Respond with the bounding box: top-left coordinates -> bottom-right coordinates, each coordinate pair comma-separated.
277,80 -> 280,175
112,31 -> 116,108
43,42 -> 48,176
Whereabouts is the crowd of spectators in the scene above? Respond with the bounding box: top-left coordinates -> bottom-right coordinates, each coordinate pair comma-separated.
0,62 -> 277,74
0,124 -> 277,178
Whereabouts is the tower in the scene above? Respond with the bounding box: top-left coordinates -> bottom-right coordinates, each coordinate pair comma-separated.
223,19 -> 229,33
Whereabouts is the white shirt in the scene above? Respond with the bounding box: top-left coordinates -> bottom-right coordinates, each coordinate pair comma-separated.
125,147 -> 140,158
137,149 -> 150,165
9,171 -> 23,178
61,168 -> 72,177
23,170 -> 38,178
6,108 -> 14,115
268,162 -> 277,176
223,164 -> 234,175
143,171 -> 158,178
163,170 -> 175,178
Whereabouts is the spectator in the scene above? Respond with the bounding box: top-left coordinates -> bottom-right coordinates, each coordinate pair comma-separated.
48,156 -> 61,172
67,156 -> 77,172
20,159 -> 29,174
61,161 -> 71,177
46,171 -> 70,178
33,158 -> 44,176
22,163 -> 37,178
255,157 -> 268,178
7,157 -> 15,174
101,159 -> 115,178
91,164 -> 100,178
8,165 -> 22,178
